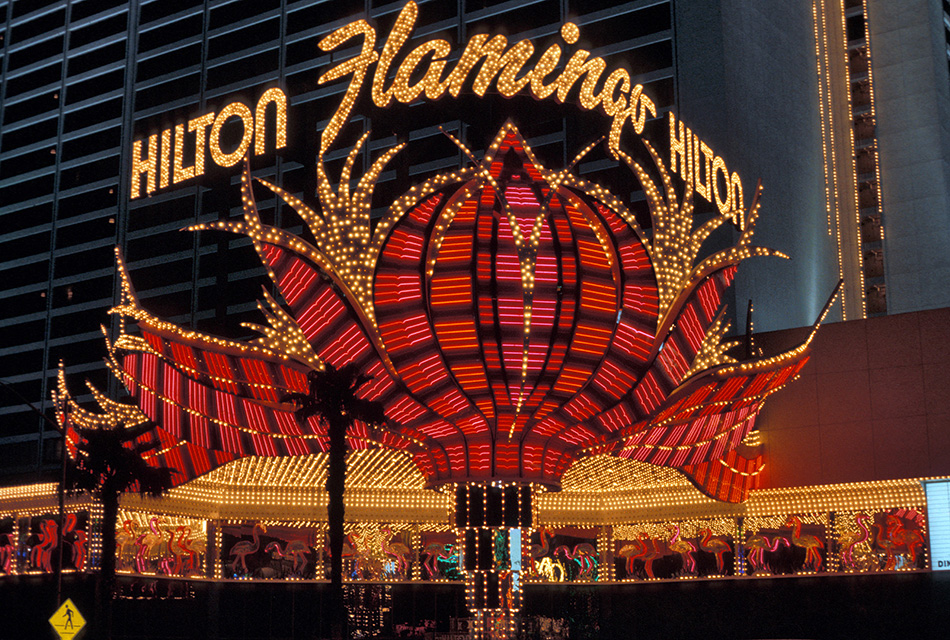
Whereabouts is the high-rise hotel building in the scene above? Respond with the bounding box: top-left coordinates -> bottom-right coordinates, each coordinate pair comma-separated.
1,0 -> 948,484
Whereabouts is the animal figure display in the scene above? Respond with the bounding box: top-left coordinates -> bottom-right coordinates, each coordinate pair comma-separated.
62,512 -> 88,572
223,522 -> 316,580
11,513 -> 89,574
836,512 -> 871,570
744,532 -> 789,575
785,516 -> 825,571
422,539 -> 461,580
740,515 -> 826,575
339,525 -> 412,581
115,516 -> 208,577
5,509 -> 919,583
420,530 -> 461,580
526,528 -> 598,582
265,539 -> 312,576
229,522 -> 266,576
739,510 -> 930,576
698,528 -> 732,575
28,517 -> 58,572
0,533 -> 14,575
869,510 -> 926,571
616,523 -> 735,580
667,525 -> 697,575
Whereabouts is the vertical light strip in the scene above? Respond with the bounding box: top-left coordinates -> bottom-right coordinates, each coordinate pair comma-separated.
838,0 -> 867,318
814,1 -> 834,238
862,0 -> 886,310
815,0 -> 849,318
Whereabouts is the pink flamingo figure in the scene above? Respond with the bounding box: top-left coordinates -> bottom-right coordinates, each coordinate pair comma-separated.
0,533 -> 15,573
63,514 -> 87,572
133,520 -> 156,573
745,533 -> 788,573
886,515 -> 924,567
698,528 -> 731,574
785,516 -> 824,571
555,543 -> 597,579
229,523 -> 266,574
159,526 -> 181,575
617,537 -> 649,577
176,527 -> 199,575
837,513 -> 871,569
265,539 -> 311,573
135,517 -> 163,573
633,533 -> 666,579
668,525 -> 697,574
31,519 -> 58,572
116,520 -> 137,571
423,542 -> 455,579
528,527 -> 553,574
381,529 -> 410,576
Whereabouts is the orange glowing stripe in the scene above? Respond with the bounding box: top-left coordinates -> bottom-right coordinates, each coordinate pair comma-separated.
437,236 -> 472,262
430,294 -> 472,307
576,239 -> 612,269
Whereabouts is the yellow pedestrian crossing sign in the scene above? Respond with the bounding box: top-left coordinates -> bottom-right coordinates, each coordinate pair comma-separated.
49,598 -> 86,639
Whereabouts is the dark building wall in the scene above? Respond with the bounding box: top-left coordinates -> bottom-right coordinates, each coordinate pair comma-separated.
675,0 -> 837,333
2,0 -> 679,481
757,306 -> 950,488
867,0 -> 950,314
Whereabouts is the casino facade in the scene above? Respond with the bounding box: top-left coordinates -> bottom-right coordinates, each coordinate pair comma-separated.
2,1 -> 950,638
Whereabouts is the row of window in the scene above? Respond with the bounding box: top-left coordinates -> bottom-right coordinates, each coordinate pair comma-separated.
0,0 -> 674,480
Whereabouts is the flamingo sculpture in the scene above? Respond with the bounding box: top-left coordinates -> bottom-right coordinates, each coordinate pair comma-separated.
423,542 -> 455,579
134,518 -> 162,573
617,537 -> 649,578
176,527 -> 200,575
625,533 -> 658,578
668,525 -> 697,574
31,519 -> 58,572
698,528 -> 731,574
72,527 -> 88,573
229,523 -> 266,574
528,527 -> 553,574
785,516 -> 824,571
571,543 -> 598,579
837,513 -> 871,569
265,539 -> 311,573
63,513 -> 87,572
872,519 -> 899,570
745,533 -> 788,573
0,533 -> 15,573
637,533 -> 667,579
885,515 -> 924,568
116,520 -> 138,571
381,529 -> 411,577
554,543 -> 598,580
159,525 -> 182,576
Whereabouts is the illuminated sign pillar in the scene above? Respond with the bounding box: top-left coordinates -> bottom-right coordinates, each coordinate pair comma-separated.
455,483 -> 535,640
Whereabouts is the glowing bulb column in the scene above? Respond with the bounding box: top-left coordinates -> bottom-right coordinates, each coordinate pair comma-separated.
455,482 -> 535,640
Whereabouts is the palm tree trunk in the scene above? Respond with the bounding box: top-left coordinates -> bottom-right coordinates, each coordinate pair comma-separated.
327,416 -> 346,640
100,490 -> 120,640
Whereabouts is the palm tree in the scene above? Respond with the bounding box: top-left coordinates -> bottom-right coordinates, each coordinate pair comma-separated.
66,420 -> 173,639
283,363 -> 385,640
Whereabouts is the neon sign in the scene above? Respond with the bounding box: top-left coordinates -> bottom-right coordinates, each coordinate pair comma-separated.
129,0 -> 743,218
130,88 -> 287,199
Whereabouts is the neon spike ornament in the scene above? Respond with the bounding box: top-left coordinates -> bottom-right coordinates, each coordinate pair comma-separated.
58,121 -> 828,504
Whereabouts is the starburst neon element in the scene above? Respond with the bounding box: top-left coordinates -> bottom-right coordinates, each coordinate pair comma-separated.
59,123 -> 832,503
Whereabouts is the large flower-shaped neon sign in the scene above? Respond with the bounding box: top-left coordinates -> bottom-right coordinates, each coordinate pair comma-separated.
58,123 -> 830,503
